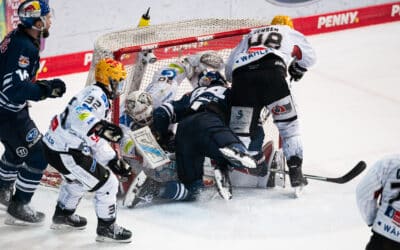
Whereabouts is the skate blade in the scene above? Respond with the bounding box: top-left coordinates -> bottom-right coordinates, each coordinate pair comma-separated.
95,235 -> 132,243
219,148 -> 256,169
50,223 -> 86,231
4,213 -> 44,226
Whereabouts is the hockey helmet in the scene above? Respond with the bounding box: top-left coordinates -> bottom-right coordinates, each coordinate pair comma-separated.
198,71 -> 227,87
271,15 -> 294,29
95,58 -> 127,99
18,0 -> 50,28
125,91 -> 153,126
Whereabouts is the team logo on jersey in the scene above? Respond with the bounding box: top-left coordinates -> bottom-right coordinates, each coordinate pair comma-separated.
271,103 -> 292,115
159,69 -> 177,83
265,0 -> 320,6
78,111 -> 91,121
18,55 -> 30,68
26,128 -> 39,142
16,147 -> 28,158
25,128 -> 42,148
384,205 -> 400,227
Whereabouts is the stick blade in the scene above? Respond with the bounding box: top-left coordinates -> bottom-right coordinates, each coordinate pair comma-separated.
327,160 -> 367,184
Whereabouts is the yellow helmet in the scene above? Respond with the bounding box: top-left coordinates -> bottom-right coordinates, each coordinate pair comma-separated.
271,15 -> 294,29
95,58 -> 127,99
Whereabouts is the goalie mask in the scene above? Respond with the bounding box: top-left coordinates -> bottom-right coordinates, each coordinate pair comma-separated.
95,58 -> 127,99
125,91 -> 153,126
198,71 -> 227,87
271,15 -> 294,29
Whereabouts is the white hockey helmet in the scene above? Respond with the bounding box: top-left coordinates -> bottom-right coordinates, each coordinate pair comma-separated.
125,90 -> 153,126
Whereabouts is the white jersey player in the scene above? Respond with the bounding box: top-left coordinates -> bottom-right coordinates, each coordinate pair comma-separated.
225,17 -> 316,82
356,155 -> 400,249
225,15 -> 316,191
42,58 -> 132,243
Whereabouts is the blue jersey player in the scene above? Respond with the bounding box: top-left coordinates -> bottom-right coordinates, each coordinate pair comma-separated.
0,0 -> 66,225
148,71 -> 259,201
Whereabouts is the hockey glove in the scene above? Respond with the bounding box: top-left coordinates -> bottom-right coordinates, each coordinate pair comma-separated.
108,157 -> 132,177
88,120 -> 123,143
37,79 -> 66,99
288,61 -> 307,82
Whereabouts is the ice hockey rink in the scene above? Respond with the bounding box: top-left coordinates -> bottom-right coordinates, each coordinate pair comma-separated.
0,21 -> 399,250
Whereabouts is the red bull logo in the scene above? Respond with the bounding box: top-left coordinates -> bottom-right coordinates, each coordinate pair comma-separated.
21,1 -> 41,17
24,5 -> 36,12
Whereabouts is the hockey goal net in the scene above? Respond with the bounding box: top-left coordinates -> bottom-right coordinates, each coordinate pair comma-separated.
86,18 -> 280,144
42,19 -> 282,188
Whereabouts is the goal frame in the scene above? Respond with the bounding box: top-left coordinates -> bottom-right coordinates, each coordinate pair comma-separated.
110,27 -> 255,125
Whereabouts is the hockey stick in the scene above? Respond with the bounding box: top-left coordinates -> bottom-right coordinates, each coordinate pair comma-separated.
303,160 -> 366,184
283,160 -> 367,184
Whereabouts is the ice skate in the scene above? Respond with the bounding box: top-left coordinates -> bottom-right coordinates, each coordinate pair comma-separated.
184,179 -> 204,201
288,161 -> 308,198
219,143 -> 257,169
288,164 -> 308,188
96,220 -> 132,243
5,199 -> 45,226
50,204 -> 87,230
0,183 -> 13,210
123,171 -> 161,208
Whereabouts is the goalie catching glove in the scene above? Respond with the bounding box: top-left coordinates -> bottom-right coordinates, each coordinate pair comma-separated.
108,157 -> 132,177
288,61 -> 307,82
88,120 -> 123,143
37,79 -> 66,99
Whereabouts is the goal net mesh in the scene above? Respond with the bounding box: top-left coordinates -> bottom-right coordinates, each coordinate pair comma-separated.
86,18 -> 280,147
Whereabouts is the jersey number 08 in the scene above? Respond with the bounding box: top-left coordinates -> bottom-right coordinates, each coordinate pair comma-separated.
248,32 -> 283,50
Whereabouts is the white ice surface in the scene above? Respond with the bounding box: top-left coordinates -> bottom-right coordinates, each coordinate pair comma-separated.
1,22 -> 400,250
